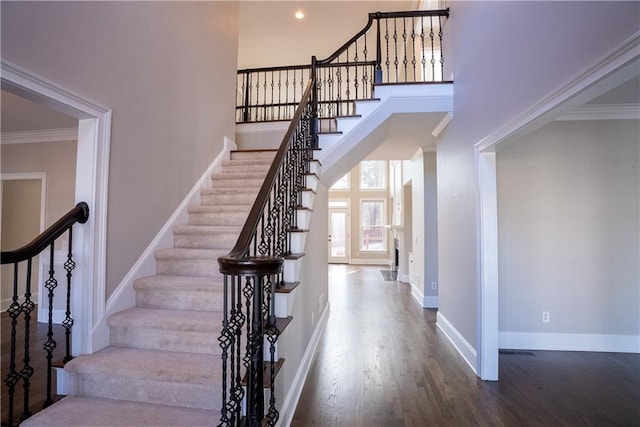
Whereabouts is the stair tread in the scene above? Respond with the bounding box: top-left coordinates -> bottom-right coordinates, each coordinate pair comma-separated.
155,248 -> 229,260
134,275 -> 223,292
275,281 -> 300,293
201,187 -> 259,195
212,172 -> 267,180
19,396 -> 219,427
65,346 -> 221,384
188,205 -> 251,213
108,307 -> 222,331
174,225 -> 242,234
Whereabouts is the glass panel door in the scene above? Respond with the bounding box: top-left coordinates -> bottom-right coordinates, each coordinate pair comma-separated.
328,208 -> 349,263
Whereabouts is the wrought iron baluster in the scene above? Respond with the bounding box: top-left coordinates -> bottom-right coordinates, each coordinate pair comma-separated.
44,242 -> 57,408
62,229 -> 75,363
393,18 -> 399,82
384,19 -> 390,81
439,15 -> 445,81
421,16 -> 426,82
21,257 -> 35,421
430,16 -> 436,82
402,17 -> 408,82
353,40 -> 359,100
5,263 -> 21,427
411,17 -> 417,81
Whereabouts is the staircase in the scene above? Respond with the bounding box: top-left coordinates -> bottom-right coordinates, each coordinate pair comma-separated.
22,150 -> 285,426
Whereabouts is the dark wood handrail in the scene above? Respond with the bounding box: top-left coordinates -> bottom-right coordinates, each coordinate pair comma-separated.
1,202 -> 89,265
219,79 -> 315,273
316,9 -> 449,65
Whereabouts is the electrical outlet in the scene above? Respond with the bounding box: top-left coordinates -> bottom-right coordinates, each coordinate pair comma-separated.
542,311 -> 550,323
431,281 -> 437,290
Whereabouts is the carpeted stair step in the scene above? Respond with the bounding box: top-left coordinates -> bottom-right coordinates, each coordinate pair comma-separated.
187,205 -> 250,226
200,187 -> 258,205
64,346 -> 222,410
108,307 -> 222,354
20,396 -> 219,427
230,149 -> 276,161
221,158 -> 272,171
173,225 -> 241,249
134,275 -> 224,311
155,248 -> 228,278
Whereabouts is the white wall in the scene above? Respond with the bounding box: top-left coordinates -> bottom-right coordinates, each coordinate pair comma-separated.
497,120 -> 639,344
436,1 -> 640,354
1,2 -> 239,298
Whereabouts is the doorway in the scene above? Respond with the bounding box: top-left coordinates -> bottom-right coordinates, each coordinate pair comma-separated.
328,202 -> 350,264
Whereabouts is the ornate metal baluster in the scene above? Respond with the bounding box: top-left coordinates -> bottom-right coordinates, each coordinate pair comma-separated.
21,258 -> 35,421
5,263 -> 22,427
439,15 -> 445,81
353,40 -> 359,100
63,229 -> 75,363
402,17 -> 408,82
393,18 -> 399,82
384,19 -> 390,81
411,16 -> 417,81
421,16 -> 426,82
44,242 -> 58,407
430,16 -> 436,82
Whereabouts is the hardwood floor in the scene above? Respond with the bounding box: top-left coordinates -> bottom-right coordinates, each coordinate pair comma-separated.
1,307 -> 65,426
291,265 -> 640,426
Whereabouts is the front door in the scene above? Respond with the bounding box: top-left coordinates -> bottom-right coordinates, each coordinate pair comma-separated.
328,208 -> 349,264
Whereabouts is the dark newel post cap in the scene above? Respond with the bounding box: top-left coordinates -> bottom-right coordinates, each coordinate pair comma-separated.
218,256 -> 284,276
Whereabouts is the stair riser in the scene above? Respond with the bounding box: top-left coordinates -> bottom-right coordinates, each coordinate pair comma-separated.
230,151 -> 276,160
174,233 -> 237,250
211,179 -> 265,189
136,290 -> 224,311
156,259 -> 224,279
201,194 -> 256,205
189,212 -> 248,226
110,327 -> 222,355
221,163 -> 271,173
67,374 -> 221,411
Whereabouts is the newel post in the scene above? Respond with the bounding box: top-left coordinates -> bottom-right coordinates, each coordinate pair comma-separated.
374,12 -> 383,84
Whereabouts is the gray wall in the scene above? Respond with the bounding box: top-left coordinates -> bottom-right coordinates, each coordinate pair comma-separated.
1,1 -> 239,298
497,119 -> 639,336
436,1 -> 639,349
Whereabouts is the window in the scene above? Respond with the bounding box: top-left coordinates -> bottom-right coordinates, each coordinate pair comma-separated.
330,172 -> 350,190
359,161 -> 386,190
360,199 -> 386,251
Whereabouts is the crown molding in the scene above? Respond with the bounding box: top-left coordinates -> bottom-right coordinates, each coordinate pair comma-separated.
432,112 -> 453,137
1,127 -> 78,144
555,104 -> 640,121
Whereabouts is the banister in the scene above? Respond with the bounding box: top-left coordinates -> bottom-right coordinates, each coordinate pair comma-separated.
1,202 -> 89,265
221,78 -> 315,263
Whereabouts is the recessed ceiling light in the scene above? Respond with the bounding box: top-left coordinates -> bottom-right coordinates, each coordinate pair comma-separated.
295,11 -> 304,20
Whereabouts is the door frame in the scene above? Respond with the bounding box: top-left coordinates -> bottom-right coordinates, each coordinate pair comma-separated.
328,201 -> 351,264
1,58 -> 112,355
474,36 -> 639,381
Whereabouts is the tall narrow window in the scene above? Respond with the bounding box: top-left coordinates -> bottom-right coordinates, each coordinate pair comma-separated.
360,199 -> 386,251
360,161 -> 386,190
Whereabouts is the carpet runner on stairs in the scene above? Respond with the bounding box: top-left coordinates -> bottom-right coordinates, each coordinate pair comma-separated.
22,150 -> 276,427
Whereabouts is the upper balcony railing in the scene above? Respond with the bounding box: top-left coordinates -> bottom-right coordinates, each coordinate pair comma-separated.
236,9 -> 450,123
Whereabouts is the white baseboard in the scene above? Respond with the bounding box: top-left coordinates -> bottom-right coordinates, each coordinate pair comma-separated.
277,302 -> 330,427
423,295 -> 438,308
410,282 -> 423,307
89,137 -> 237,351
436,311 -> 477,374
500,331 -> 640,354
399,274 -> 410,283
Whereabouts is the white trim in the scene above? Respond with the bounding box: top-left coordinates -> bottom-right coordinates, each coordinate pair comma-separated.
423,295 -> 438,308
499,332 -> 640,354
474,32 -> 640,152
476,150 -> 499,381
90,137 -> 237,350
2,58 -> 112,355
410,281 -> 424,306
1,128 -> 78,145
473,33 -> 639,384
556,104 -> 640,121
436,311 -> 477,375
277,302 -> 330,427
431,112 -> 453,137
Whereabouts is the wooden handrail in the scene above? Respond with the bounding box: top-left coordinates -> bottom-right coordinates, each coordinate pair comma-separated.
1,202 -> 89,265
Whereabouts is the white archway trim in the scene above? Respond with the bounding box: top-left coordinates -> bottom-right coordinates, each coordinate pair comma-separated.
473,32 -> 639,381
1,58 -> 111,355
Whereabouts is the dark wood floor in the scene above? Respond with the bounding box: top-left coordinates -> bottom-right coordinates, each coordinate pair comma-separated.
1,307 -> 65,426
291,265 -> 640,426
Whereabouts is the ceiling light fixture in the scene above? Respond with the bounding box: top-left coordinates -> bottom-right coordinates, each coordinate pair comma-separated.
295,10 -> 304,20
